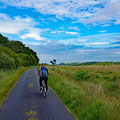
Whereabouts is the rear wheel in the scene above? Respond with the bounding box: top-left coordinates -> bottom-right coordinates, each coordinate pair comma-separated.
44,92 -> 46,98
43,87 -> 46,98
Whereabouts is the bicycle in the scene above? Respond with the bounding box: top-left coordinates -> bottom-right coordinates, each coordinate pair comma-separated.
36,73 -> 47,98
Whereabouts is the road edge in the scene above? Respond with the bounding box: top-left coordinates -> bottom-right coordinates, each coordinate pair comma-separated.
0,66 -> 32,107
49,86 -> 78,120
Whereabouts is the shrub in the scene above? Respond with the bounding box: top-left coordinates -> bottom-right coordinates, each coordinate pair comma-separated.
75,71 -> 91,81
0,46 -> 20,69
17,53 -> 36,66
104,83 -> 120,96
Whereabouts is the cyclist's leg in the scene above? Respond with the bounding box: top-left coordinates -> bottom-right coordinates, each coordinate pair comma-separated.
39,77 -> 41,87
44,77 -> 48,91
39,77 -> 43,88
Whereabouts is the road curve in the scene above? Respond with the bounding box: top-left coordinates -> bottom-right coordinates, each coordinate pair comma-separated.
0,67 -> 75,120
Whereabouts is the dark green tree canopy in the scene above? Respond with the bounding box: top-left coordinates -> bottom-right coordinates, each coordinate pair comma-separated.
0,34 -> 39,70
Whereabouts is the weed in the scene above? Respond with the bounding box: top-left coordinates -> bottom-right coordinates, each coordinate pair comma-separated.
29,117 -> 36,120
29,75 -> 33,77
26,110 -> 37,116
28,84 -> 34,88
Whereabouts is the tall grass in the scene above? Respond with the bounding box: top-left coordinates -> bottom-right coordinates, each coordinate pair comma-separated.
0,67 -> 31,106
48,65 -> 120,120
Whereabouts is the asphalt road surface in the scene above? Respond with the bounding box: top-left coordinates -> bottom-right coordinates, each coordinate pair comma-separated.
0,67 -> 75,120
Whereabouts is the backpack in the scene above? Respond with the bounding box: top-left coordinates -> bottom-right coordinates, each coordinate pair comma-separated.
41,67 -> 47,77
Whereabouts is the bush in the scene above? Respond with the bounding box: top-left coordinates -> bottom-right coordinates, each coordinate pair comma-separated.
0,33 -> 39,70
0,46 -> 20,70
75,71 -> 91,81
104,83 -> 120,96
17,53 -> 31,66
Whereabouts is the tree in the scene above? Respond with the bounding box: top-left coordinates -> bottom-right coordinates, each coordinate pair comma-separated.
0,33 -> 40,70
0,46 -> 20,69
50,59 -> 56,65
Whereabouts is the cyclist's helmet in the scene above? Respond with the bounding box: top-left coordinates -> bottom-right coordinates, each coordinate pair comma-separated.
42,63 -> 45,67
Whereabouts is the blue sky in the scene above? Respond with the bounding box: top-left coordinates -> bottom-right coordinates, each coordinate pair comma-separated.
0,0 -> 120,63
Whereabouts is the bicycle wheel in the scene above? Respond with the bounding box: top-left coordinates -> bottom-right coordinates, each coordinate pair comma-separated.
43,87 -> 46,98
44,92 -> 46,98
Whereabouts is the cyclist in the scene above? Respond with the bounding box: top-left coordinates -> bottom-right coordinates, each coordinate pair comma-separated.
37,63 -> 49,91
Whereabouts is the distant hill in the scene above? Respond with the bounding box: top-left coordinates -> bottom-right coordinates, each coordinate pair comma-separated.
59,61 -> 120,66
0,34 -> 39,70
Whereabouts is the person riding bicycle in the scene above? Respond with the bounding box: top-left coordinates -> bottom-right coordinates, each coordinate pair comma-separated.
37,63 -> 49,91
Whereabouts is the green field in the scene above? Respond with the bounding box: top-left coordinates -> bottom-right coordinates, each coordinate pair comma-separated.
48,65 -> 120,120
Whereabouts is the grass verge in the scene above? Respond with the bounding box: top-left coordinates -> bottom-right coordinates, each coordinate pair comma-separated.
0,66 -> 31,106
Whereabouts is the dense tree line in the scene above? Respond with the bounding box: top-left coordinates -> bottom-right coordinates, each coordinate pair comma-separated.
0,34 -> 39,70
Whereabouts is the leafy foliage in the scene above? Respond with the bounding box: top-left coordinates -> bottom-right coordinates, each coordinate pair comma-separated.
0,34 -> 39,69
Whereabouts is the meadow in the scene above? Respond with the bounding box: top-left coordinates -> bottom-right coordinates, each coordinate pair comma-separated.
48,65 -> 120,120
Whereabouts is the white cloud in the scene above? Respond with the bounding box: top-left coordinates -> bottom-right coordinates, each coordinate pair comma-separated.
115,19 -> 120,25
65,31 -> 79,35
58,31 -> 63,33
51,30 -> 63,34
24,42 -> 41,46
58,38 -> 86,45
101,24 -> 111,27
110,0 -> 119,4
86,42 -> 109,45
115,52 -> 120,54
99,30 -> 107,33
75,49 -> 103,53
0,0 -> 108,23
51,30 -> 79,35
22,32 -> 120,46
68,27 -> 80,31
0,13 -> 38,34
0,13 -> 49,41
82,1 -> 120,25
21,32 -> 120,47
20,32 -> 46,41
1,0 -> 120,25
51,31 -> 57,34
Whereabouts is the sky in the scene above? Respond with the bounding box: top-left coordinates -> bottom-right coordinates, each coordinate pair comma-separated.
0,0 -> 120,64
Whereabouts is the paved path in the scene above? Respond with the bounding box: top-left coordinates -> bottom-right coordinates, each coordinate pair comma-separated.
0,67 -> 75,120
